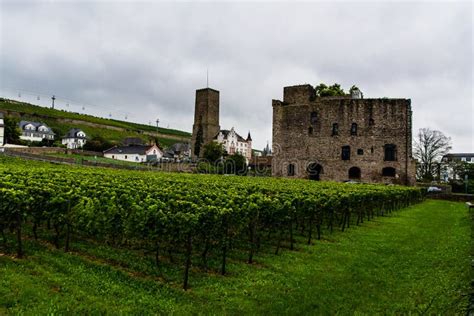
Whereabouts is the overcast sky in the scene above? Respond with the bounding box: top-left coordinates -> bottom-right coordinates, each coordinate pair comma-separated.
0,0 -> 472,151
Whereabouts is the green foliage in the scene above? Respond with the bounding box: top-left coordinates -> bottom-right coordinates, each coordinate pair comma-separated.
0,98 -> 190,137
0,155 -> 424,291
224,153 -> 247,175
83,135 -> 115,152
194,124 -> 204,157
202,141 -> 224,163
314,83 -> 346,97
0,99 -> 189,149
196,161 -> 224,174
4,116 -> 21,144
0,199 -> 468,314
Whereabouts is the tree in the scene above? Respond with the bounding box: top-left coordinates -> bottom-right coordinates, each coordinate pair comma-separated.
202,141 -> 224,163
193,124 -> 204,157
314,83 -> 346,97
413,128 -> 452,181
83,135 -> 114,152
224,153 -> 247,175
4,116 -> 21,144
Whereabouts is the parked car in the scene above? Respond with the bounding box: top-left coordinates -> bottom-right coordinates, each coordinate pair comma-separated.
427,186 -> 442,193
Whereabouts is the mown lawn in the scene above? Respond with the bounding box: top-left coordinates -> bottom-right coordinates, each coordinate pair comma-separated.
0,200 -> 470,314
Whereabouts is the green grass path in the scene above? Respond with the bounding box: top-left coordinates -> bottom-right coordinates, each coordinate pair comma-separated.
0,200 -> 470,314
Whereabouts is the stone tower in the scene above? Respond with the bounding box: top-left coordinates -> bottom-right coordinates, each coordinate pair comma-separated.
191,88 -> 220,158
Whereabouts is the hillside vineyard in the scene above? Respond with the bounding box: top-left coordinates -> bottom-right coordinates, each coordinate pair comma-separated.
0,157 -> 423,289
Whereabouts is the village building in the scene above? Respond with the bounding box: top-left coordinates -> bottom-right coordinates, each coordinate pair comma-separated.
18,121 -> 55,142
103,144 -> 163,163
441,153 -> 474,181
163,142 -> 191,161
272,84 -> 416,185
191,87 -> 252,162
62,128 -> 87,149
0,113 -> 4,147
215,128 -> 252,162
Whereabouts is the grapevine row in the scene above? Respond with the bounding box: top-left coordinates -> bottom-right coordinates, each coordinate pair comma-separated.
0,156 -> 424,289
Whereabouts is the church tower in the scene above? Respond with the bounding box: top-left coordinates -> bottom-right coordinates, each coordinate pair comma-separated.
191,88 -> 220,158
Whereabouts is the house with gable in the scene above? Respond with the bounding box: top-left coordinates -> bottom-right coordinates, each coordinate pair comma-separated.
62,128 -> 87,149
103,144 -> 163,163
19,121 -> 55,142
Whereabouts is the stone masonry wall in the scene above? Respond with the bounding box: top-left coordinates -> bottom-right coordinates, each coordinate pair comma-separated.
191,88 -> 220,158
272,84 -> 416,185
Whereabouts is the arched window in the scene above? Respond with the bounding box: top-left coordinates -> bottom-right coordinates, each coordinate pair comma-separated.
332,123 -> 339,136
348,167 -> 361,179
384,144 -> 397,161
382,167 -> 396,177
341,146 -> 350,160
310,112 -> 318,125
287,164 -> 295,176
308,126 -> 313,135
351,123 -> 358,136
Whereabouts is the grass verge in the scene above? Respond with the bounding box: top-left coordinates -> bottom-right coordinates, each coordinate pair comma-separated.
0,200 -> 470,314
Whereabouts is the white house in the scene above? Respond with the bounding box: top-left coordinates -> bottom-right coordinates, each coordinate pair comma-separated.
441,153 -> 474,180
19,121 -> 55,142
62,128 -> 87,149
103,144 -> 163,163
0,113 -> 4,147
214,127 -> 252,162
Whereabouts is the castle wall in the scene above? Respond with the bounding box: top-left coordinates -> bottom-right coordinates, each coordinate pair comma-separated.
272,85 -> 415,185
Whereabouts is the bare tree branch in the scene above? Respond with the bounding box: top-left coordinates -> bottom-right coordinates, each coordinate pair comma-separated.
414,128 -> 452,181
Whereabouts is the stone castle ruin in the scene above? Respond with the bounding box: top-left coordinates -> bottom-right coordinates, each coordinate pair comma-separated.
272,84 -> 416,185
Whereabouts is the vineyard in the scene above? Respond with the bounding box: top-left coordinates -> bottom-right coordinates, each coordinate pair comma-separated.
0,156 -> 423,290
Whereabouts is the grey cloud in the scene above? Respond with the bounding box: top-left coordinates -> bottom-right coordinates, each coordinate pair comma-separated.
0,1 -> 472,151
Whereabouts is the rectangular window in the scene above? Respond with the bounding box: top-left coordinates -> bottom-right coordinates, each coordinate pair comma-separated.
351,123 -> 358,136
341,146 -> 350,160
384,144 -> 397,161
332,123 -> 339,136
287,164 -> 295,176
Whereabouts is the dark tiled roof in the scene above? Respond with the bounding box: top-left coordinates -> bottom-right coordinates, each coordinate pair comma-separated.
123,137 -> 144,146
103,145 -> 159,155
63,128 -> 86,139
443,153 -> 474,158
169,142 -> 190,152
214,129 -> 247,142
19,121 -> 55,135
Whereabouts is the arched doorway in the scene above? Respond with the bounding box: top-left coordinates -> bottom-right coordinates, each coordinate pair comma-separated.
307,163 -> 323,181
348,167 -> 361,179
